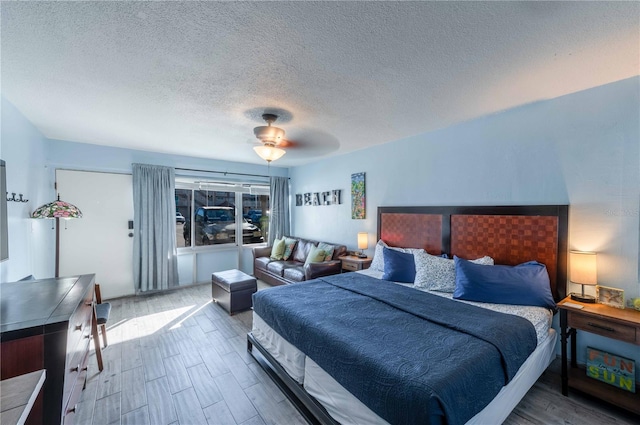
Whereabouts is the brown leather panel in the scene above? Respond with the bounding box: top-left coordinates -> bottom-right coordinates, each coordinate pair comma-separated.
266,261 -> 300,276
380,213 -> 442,253
283,267 -> 306,282
451,215 -> 559,290
294,240 -> 315,263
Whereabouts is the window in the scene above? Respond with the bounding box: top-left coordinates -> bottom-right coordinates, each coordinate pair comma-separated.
176,181 -> 269,248
176,189 -> 191,247
242,192 -> 269,242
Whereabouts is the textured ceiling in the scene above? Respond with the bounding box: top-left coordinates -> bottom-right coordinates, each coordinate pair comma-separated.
1,1 -> 638,167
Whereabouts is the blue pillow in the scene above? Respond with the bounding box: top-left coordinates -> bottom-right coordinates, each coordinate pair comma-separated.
453,256 -> 556,310
382,246 -> 416,283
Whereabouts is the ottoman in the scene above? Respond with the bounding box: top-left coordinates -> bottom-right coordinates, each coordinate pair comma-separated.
211,269 -> 257,315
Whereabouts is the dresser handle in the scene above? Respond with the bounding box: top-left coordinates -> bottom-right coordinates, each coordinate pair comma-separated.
67,404 -> 78,414
71,364 -> 80,372
82,366 -> 88,372
587,322 -> 615,332
86,301 -> 93,307
75,324 -> 82,331
84,334 -> 91,339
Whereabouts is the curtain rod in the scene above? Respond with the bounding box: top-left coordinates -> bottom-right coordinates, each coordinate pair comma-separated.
174,167 -> 284,179
175,167 -> 270,178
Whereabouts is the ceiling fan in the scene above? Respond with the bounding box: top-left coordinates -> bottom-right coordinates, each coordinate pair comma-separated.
253,113 -> 286,163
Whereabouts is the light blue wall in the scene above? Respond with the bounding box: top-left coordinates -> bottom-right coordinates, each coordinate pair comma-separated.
290,77 -> 640,364
0,96 -> 288,282
45,139 -> 288,180
44,138 -> 288,282
0,97 -> 56,282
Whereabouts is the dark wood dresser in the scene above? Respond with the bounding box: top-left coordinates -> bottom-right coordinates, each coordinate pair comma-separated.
0,274 -> 95,424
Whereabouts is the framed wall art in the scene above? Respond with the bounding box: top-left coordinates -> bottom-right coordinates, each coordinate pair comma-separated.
351,172 -> 365,219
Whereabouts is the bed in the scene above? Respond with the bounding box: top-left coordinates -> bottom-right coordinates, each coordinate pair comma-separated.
248,205 -> 568,425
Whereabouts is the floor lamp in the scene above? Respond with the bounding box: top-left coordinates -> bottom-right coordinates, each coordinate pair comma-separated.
32,194 -> 83,277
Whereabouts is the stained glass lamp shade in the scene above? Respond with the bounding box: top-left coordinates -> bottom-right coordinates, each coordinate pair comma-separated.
31,194 -> 82,278
32,195 -> 83,219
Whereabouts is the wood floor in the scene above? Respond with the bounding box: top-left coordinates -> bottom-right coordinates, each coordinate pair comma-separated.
78,283 -> 638,425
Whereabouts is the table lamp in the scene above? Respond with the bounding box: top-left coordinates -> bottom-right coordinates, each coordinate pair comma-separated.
357,232 -> 368,258
569,251 -> 597,303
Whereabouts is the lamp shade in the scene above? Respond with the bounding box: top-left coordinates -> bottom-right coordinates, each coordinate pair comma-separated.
357,232 -> 368,250
569,251 -> 597,286
32,195 -> 83,219
254,145 -> 286,163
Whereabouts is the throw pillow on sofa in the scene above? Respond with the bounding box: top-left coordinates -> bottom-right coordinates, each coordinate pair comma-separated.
270,238 -> 286,260
282,238 -> 298,261
317,242 -> 335,261
304,246 -> 329,266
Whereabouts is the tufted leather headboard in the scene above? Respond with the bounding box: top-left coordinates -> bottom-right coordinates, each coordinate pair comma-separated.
378,205 -> 569,301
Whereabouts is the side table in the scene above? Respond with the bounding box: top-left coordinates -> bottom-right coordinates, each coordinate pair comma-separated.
558,296 -> 640,414
341,255 -> 372,272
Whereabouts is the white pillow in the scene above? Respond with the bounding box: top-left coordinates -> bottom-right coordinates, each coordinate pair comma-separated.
414,251 -> 494,292
370,240 -> 424,272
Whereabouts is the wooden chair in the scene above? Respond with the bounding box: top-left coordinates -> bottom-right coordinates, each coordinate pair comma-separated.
91,284 -> 111,372
94,284 -> 111,347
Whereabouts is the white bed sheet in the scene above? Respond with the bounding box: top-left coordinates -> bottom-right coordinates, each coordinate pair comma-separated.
251,270 -> 557,424
252,313 -> 306,384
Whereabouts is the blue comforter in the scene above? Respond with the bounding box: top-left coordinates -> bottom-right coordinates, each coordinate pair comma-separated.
253,272 -> 537,425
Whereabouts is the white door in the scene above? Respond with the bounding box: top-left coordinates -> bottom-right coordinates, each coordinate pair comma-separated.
57,170 -> 135,299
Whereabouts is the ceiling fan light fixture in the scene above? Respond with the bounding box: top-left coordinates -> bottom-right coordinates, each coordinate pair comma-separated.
253,144 -> 286,163
253,125 -> 285,144
253,113 -> 287,163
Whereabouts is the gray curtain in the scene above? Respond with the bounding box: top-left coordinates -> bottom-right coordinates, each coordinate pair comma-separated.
132,163 -> 178,292
268,176 -> 290,245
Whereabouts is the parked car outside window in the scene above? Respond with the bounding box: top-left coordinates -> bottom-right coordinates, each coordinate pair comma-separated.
176,212 -> 185,224
183,206 -> 263,246
243,209 -> 263,225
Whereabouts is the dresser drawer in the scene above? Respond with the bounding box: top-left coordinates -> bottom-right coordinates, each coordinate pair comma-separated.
67,288 -> 93,345
66,303 -> 92,361
63,349 -> 89,425
568,313 -> 637,344
64,337 -> 90,401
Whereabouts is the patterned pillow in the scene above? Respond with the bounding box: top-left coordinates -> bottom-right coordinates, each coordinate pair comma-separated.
370,240 -> 424,272
414,251 -> 494,292
282,238 -> 298,261
370,240 -> 387,271
270,238 -> 286,260
317,242 -> 335,261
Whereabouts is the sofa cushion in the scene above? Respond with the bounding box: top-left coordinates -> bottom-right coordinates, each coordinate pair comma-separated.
283,238 -> 298,260
254,256 -> 272,271
294,239 -> 316,263
267,261 -> 300,277
283,266 -> 306,282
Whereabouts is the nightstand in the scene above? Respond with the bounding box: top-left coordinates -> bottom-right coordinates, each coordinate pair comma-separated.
558,296 -> 640,414
340,255 -> 372,272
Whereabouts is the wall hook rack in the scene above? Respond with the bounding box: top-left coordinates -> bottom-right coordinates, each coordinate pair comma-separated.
6,192 -> 29,203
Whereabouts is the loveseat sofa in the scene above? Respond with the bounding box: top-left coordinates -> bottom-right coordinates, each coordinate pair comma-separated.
253,237 -> 347,286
